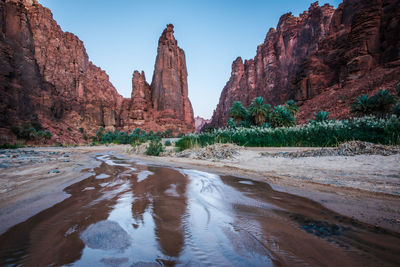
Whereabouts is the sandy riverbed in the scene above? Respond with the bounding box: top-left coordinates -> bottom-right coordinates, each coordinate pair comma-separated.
0,145 -> 399,233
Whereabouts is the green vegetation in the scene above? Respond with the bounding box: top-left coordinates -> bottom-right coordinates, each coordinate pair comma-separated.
164,140 -> 172,146
311,111 -> 330,123
176,116 -> 400,150
393,104 -> 400,117
177,86 -> 400,150
145,140 -> 164,156
11,114 -> 52,141
248,97 -> 270,126
230,101 -> 248,125
0,143 -> 24,149
96,128 -> 174,146
351,89 -> 396,117
269,105 -> 296,128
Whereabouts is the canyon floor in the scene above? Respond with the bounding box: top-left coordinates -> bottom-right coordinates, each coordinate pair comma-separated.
0,144 -> 399,235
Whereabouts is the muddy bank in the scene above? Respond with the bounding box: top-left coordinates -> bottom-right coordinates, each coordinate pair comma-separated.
0,146 -> 121,234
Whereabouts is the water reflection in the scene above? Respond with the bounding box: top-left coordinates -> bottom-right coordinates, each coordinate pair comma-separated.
0,153 -> 399,266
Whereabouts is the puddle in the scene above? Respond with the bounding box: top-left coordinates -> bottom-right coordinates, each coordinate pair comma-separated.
0,153 -> 399,266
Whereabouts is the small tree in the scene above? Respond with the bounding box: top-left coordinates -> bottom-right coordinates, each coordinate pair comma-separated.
229,101 -> 248,125
248,97 -> 271,126
269,105 -> 296,128
393,104 -> 400,117
285,100 -> 299,116
369,89 -> 396,116
351,94 -> 373,116
226,118 -> 235,128
313,111 -> 330,122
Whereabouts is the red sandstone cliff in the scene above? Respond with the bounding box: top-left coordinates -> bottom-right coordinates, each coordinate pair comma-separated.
210,0 -> 400,127
0,0 -> 194,143
119,24 -> 195,134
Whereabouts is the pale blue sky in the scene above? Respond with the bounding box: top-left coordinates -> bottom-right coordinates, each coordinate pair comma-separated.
38,0 -> 341,119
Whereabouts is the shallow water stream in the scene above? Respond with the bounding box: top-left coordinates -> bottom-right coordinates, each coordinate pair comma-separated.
0,153 -> 399,266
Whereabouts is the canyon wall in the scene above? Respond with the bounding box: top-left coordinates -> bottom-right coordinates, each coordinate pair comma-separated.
0,0 -> 194,143
210,0 -> 400,127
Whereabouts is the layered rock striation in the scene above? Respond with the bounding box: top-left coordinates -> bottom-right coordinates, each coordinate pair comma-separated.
0,0 -> 194,143
210,0 -> 400,127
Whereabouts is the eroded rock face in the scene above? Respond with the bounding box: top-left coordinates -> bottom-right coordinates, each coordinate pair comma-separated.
210,0 -> 400,127
150,24 -> 195,133
194,116 -> 211,133
0,1 -> 194,143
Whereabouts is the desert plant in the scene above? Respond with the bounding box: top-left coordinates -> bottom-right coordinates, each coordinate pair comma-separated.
79,127 -> 85,133
352,90 -> 396,117
145,140 -> 164,156
164,140 -> 172,146
96,127 -> 105,141
351,94 -> 372,116
269,105 -> 296,128
163,129 -> 173,138
248,97 -> 271,126
393,104 -> 400,117
285,100 -> 299,116
176,115 -> 400,149
226,118 -> 235,128
369,89 -> 396,117
313,111 -> 330,122
229,101 -> 248,125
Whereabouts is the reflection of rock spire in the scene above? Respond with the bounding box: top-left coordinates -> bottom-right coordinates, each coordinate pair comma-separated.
130,167 -> 188,258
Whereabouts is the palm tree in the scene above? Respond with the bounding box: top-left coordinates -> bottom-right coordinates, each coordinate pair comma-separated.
270,105 -> 296,128
285,100 -> 299,116
351,94 -> 371,116
229,101 -> 248,125
313,110 -> 330,122
248,97 -> 271,126
370,89 -> 396,116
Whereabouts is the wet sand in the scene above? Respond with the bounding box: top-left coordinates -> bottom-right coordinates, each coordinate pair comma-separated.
1,152 -> 399,266
1,145 -> 400,235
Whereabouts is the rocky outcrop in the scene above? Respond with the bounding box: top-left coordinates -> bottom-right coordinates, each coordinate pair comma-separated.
150,24 -> 195,133
120,24 -> 195,134
0,0 -> 194,143
194,116 -> 211,133
210,0 -> 400,127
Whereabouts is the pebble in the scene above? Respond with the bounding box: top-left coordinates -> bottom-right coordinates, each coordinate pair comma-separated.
49,169 -> 60,174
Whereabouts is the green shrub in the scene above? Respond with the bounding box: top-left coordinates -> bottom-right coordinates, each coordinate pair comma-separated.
226,118 -> 235,129
351,94 -> 372,116
163,129 -> 173,138
312,111 -> 330,122
79,127 -> 85,133
0,143 -> 24,149
351,90 -> 396,117
248,97 -> 271,126
269,105 -> 296,128
230,101 -> 248,125
393,104 -> 400,117
164,140 -> 172,146
284,100 -> 299,116
145,140 -> 164,156
176,116 -> 400,149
